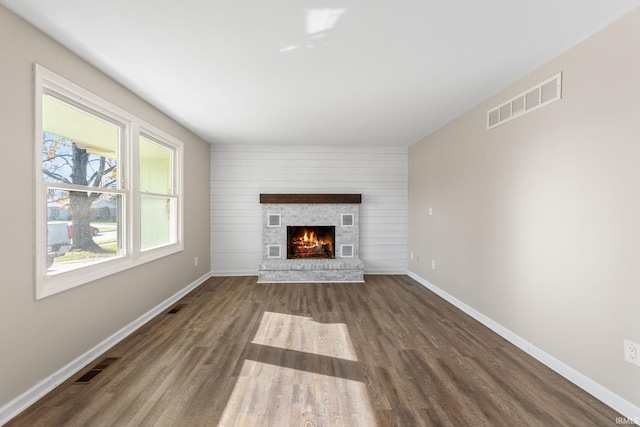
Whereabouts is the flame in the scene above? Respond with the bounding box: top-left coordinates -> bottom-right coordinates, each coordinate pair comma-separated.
302,231 -> 318,246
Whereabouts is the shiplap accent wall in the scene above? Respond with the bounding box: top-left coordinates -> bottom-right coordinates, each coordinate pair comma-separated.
210,144 -> 408,275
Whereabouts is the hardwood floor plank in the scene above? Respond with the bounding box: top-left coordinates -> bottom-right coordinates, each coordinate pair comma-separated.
6,275 -> 624,426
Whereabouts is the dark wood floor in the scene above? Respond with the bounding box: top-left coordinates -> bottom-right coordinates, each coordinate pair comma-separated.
8,275 -> 621,426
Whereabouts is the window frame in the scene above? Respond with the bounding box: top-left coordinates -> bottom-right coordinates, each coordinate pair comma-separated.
138,130 -> 182,252
34,64 -> 183,299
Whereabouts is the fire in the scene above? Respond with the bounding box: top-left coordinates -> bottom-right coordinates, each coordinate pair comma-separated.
288,226 -> 334,259
303,231 -> 317,245
302,230 -> 324,248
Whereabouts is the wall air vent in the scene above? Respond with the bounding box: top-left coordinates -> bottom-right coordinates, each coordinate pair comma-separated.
268,245 -> 281,258
341,213 -> 354,227
340,244 -> 354,258
487,72 -> 562,129
267,214 -> 281,227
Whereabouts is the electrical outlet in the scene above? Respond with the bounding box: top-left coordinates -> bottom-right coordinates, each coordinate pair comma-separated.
429,207 -> 433,216
431,260 -> 436,270
624,340 -> 639,365
194,257 -> 199,267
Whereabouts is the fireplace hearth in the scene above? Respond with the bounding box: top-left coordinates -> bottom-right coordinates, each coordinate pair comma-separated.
287,226 -> 335,259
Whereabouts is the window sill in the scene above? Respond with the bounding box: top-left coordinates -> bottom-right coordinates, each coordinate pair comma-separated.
36,243 -> 183,300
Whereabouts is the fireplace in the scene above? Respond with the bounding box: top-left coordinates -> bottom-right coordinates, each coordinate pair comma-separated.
287,226 -> 335,259
259,194 -> 363,282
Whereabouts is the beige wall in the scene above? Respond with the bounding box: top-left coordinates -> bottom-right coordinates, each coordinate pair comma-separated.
0,6 -> 211,407
409,8 -> 640,407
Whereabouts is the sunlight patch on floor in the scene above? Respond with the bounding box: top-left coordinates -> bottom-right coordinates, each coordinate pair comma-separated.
251,311 -> 358,362
219,312 -> 376,426
219,360 -> 375,426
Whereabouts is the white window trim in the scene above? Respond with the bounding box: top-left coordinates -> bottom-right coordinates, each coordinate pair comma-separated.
137,127 -> 184,258
34,64 -> 183,299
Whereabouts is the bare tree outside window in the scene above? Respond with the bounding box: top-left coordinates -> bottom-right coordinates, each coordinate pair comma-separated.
43,132 -> 117,253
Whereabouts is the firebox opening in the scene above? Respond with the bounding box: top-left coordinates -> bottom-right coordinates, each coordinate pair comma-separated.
287,226 -> 335,259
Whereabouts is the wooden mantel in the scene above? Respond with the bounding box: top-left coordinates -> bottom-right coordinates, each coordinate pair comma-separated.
259,194 -> 362,204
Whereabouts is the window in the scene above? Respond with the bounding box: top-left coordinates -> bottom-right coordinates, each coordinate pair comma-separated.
35,65 -> 183,299
139,135 -> 177,250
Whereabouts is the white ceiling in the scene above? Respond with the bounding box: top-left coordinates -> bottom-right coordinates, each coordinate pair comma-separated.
2,1 -> 639,147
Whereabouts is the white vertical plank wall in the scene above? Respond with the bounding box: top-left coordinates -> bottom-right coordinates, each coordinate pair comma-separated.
210,144 -> 408,275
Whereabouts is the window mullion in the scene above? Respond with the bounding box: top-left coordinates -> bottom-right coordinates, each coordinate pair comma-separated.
45,183 -> 127,195
140,191 -> 175,198
130,122 -> 141,260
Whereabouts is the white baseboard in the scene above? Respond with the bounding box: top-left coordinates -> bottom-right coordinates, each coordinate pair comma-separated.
364,270 -> 407,275
0,272 -> 211,426
210,270 -> 257,276
407,270 -> 640,424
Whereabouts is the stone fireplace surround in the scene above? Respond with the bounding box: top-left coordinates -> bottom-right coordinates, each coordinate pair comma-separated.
258,194 -> 365,283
